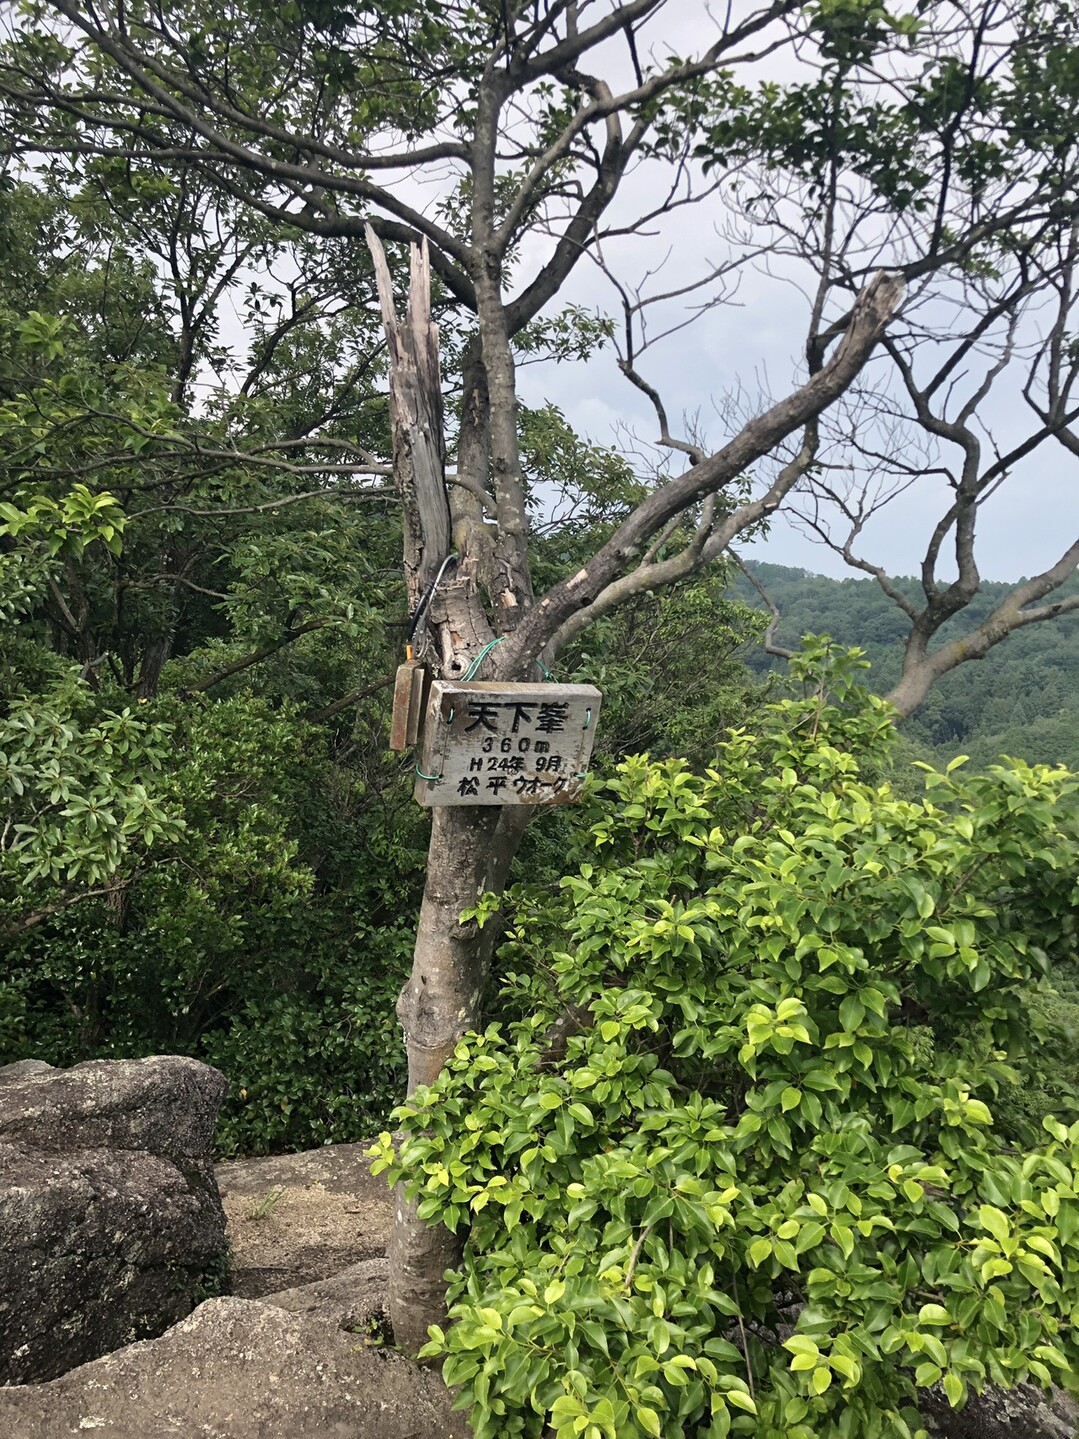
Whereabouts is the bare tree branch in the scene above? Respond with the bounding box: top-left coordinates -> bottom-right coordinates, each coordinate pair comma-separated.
185,619 -> 330,693
728,550 -> 793,659
505,271 -> 904,666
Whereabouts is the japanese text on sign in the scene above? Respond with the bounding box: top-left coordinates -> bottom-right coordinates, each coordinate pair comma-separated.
414,682 -> 602,807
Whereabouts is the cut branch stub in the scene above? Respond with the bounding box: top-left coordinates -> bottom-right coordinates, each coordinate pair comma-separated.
366,226 -> 453,612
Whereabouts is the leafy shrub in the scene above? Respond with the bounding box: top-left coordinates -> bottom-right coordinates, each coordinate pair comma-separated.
375,642 -> 1079,1439
0,681 -> 180,933
206,977 -> 404,1153
3,692 -> 422,1152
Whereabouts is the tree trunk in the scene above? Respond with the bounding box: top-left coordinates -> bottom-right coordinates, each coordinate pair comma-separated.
366,228 -> 452,611
367,230 -> 537,1352
388,801 -> 530,1352
885,539 -> 1079,719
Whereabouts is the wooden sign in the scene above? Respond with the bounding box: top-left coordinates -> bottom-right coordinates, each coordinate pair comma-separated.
414,681 -> 602,807
389,661 -> 429,750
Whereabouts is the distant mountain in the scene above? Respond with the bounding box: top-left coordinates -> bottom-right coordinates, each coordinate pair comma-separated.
731,563 -> 1079,772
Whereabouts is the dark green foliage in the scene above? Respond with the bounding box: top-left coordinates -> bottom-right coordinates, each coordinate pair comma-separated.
992,971 -> 1079,1149
3,691 -> 426,1153
569,579 -> 766,771
0,186 -> 765,1153
732,564 -> 1079,769
0,184 -> 766,1153
0,168 -> 423,1152
192,1242 -> 233,1304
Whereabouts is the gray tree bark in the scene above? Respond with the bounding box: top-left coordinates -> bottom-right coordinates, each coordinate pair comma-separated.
884,538 -> 1079,718
368,230 -> 537,1352
367,229 -> 452,612
388,802 -> 530,1352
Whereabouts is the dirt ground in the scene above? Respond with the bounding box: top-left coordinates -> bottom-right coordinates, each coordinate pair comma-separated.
215,1141 -> 393,1297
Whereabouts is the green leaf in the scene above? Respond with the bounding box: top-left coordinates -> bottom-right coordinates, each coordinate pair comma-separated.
943,1373 -> 965,1407
839,995 -> 865,1032
749,1238 -> 772,1267
978,1205 -> 1010,1244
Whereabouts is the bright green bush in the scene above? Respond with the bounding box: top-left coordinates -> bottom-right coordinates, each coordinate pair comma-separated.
0,480 -> 182,939
375,643 -> 1079,1439
0,683 -> 180,926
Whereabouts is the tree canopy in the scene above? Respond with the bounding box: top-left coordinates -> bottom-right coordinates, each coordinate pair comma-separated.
2,0 -> 1078,700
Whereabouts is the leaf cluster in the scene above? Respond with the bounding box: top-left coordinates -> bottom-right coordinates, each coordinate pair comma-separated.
376,641 -> 1079,1439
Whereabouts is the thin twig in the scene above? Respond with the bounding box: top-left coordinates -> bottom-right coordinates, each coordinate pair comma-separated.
186,619 -> 330,693
623,1223 -> 653,1292
731,1270 -> 756,1405
141,488 -> 395,519
306,673 -> 396,722
728,550 -> 794,659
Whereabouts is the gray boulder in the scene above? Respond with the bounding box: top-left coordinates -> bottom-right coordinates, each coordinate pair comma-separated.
0,1296 -> 465,1438
265,1256 -> 390,1335
923,1381 -> 1079,1439
0,1055 -> 225,1166
0,1056 -> 228,1384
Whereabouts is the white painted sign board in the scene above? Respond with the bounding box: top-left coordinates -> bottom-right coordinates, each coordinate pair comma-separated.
414,681 -> 602,807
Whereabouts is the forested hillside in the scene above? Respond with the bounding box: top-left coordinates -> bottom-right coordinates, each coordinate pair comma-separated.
735,563 -> 1079,771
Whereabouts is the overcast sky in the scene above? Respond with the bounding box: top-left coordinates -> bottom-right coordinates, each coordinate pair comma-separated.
516,267 -> 1079,584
